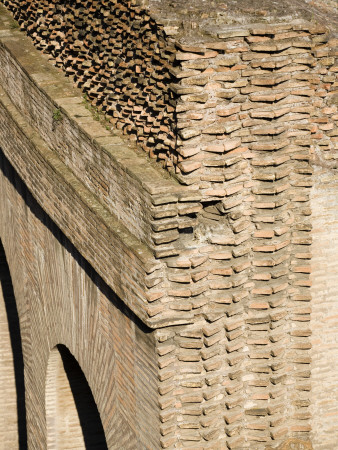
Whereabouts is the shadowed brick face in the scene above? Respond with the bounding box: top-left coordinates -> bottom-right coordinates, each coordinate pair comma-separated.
0,0 -> 337,448
0,277 -> 20,449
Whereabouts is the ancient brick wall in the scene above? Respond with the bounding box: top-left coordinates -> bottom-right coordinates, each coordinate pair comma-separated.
3,0 -> 178,166
0,0 -> 337,449
310,166 -> 338,449
0,151 -> 160,449
151,21 -> 336,450
0,257 -> 24,449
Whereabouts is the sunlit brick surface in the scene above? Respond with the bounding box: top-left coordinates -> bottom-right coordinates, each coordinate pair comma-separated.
0,0 -> 336,448
310,168 -> 338,450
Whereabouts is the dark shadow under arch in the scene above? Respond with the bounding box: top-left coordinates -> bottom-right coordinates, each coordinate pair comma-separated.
58,344 -> 108,449
0,240 -> 27,449
46,344 -> 108,450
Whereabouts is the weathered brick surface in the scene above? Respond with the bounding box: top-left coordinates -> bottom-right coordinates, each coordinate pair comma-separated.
2,0 -> 178,165
0,0 -> 337,448
0,153 -> 160,449
0,279 -> 21,449
310,167 -> 338,450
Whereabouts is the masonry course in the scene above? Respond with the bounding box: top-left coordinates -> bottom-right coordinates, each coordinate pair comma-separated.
0,0 -> 337,449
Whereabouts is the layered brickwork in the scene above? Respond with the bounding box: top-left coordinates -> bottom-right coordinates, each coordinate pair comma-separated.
0,29 -> 193,252
0,1 -> 337,449
0,7 -> 204,329
170,24 -> 336,190
310,36 -> 338,161
0,152 -> 161,449
152,24 -> 338,449
2,0 -> 337,188
2,0 -> 179,166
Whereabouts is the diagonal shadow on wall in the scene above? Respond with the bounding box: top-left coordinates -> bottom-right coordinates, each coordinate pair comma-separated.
0,149 -> 152,336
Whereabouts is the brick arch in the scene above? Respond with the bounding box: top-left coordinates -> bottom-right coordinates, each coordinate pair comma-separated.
45,344 -> 108,450
0,240 -> 27,449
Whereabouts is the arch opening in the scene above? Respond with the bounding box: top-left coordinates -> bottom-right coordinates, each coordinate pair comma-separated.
45,344 -> 108,450
0,240 -> 27,449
